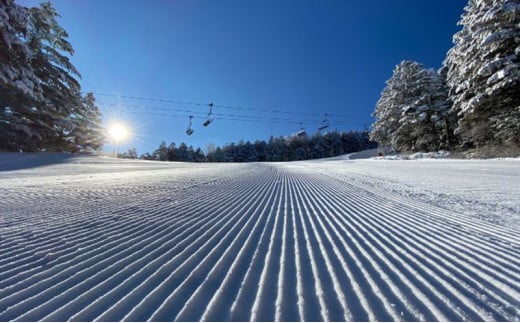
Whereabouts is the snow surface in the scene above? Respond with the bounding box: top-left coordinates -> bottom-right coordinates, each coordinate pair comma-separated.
1,153 -> 519,321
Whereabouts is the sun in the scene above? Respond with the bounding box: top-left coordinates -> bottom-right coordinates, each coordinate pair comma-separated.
109,123 -> 129,142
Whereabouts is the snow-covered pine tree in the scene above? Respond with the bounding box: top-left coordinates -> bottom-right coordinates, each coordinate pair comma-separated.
370,60 -> 451,152
68,92 -> 104,152
0,0 -> 41,99
26,1 -> 84,151
394,66 -> 452,152
369,74 -> 400,147
444,0 -> 520,149
154,141 -> 169,161
0,0 -> 43,150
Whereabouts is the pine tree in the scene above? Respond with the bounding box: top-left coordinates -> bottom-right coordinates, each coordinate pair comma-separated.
393,66 -> 452,152
371,60 -> 451,152
1,1 -> 100,152
0,0 -> 43,150
0,0 -> 41,100
177,142 -> 188,161
444,0 -> 520,148
370,61 -> 413,148
68,92 -> 104,152
194,148 -> 205,162
26,1 -> 84,150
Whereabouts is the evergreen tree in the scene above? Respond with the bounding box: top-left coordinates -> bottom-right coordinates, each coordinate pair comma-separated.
0,0 -> 42,150
1,1 -> 103,152
444,0 -> 520,148
371,60 -> 451,152
194,148 -> 205,162
68,92 -> 104,152
167,142 -> 176,161
177,142 -> 188,161
139,152 -> 153,160
153,141 -> 168,161
26,1 -> 84,150
393,66 -> 452,152
311,142 -> 325,159
253,140 -> 267,161
186,145 -> 195,162
0,0 -> 41,100
369,63 -> 406,147
212,146 -> 225,162
120,148 -> 138,159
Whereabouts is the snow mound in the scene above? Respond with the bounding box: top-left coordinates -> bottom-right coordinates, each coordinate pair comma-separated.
375,150 -> 451,160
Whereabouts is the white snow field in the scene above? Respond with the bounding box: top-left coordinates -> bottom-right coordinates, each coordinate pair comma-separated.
1,153 -> 519,321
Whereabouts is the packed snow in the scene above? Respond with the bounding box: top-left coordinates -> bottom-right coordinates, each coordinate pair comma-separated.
1,153 -> 519,321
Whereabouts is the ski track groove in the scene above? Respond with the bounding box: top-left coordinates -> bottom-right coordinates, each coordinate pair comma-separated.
1,161 -> 519,321
116,171 -> 274,320
299,168 -> 520,320
326,175 -> 520,297
199,172 -> 283,321
42,185 -> 246,322
100,172 -> 266,321
226,173 -> 282,321
248,173 -> 285,322
169,171 -> 280,322
290,173 -> 352,321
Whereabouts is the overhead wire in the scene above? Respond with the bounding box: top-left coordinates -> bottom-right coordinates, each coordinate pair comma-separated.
96,101 -> 368,126
86,91 -> 364,119
93,93 -> 372,125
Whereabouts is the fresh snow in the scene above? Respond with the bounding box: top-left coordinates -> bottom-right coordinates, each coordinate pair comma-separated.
1,153 -> 519,321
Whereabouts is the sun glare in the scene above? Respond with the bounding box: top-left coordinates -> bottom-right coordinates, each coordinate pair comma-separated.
109,123 -> 129,142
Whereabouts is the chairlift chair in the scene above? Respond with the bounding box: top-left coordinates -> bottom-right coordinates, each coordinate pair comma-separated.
186,115 -> 194,135
296,122 -> 306,137
202,102 -> 214,127
318,113 -> 330,131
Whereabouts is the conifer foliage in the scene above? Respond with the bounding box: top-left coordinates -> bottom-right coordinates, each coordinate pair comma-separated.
370,61 -> 451,152
137,130 -> 376,162
0,0 -> 104,152
371,0 -> 519,154
445,0 -> 520,148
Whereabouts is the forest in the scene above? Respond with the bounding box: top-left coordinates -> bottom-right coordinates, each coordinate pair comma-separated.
121,130 -> 376,162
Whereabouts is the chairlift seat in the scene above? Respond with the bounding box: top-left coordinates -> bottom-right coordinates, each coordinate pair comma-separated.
186,128 -> 194,135
202,117 -> 214,127
318,124 -> 329,131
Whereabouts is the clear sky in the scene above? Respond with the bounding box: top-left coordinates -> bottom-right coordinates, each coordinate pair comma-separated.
18,0 -> 467,155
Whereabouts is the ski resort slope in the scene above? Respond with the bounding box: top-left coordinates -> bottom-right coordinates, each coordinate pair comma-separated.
1,154 -> 519,321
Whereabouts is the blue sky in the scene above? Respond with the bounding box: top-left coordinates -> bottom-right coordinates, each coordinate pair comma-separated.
18,0 -> 467,155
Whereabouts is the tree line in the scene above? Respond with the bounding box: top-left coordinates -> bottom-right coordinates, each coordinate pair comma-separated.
370,0 -> 519,156
120,130 -> 376,162
1,0 -> 104,152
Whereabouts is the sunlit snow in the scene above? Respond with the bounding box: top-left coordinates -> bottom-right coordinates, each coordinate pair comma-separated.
1,153 -> 519,321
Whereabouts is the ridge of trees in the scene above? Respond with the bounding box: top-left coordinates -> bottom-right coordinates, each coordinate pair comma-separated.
120,130 -> 376,162
1,0 -> 104,152
370,0 -> 519,156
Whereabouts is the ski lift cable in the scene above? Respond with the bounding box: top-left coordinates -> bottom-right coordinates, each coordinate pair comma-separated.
99,106 -> 363,127
118,108 -> 367,126
97,101 -> 354,124
7,87 -> 364,120
87,92 -> 358,118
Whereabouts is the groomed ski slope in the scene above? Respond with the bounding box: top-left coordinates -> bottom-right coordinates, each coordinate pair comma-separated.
1,154 -> 519,321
